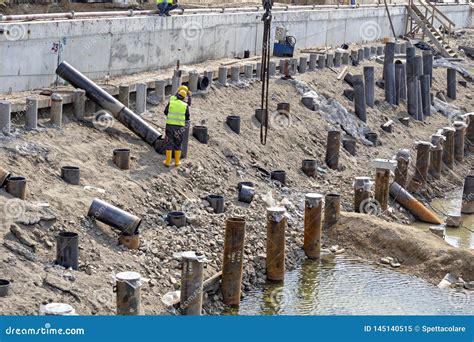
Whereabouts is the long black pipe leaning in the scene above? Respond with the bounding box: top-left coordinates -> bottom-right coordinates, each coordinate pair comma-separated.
55,61 -> 161,150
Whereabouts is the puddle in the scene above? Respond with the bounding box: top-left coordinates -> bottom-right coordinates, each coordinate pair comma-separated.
229,255 -> 472,315
413,191 -> 474,249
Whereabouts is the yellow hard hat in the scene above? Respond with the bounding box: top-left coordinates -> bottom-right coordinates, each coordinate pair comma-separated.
178,85 -> 189,94
177,89 -> 187,99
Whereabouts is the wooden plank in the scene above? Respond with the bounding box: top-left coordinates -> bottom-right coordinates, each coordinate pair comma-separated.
221,56 -> 261,66
337,66 -> 348,80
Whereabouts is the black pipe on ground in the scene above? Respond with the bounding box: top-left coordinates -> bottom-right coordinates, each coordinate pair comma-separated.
365,132 -> 378,146
302,159 -> 317,177
363,66 -> 374,107
271,170 -> 286,185
56,232 -> 79,270
113,148 -> 131,170
0,280 -> 10,298
55,61 -> 161,150
384,63 -> 396,105
206,195 -> 225,214
383,42 -> 395,80
167,211 -> 186,227
6,176 -> 26,200
394,61 -> 406,104
419,75 -> 431,117
353,75 -> 367,122
61,166 -> 80,185
406,47 -> 416,77
343,138 -> 356,156
226,115 -> 241,134
87,198 -> 141,235
422,50 -> 433,86
407,76 -> 419,119
447,68 -> 456,100
192,126 -> 209,144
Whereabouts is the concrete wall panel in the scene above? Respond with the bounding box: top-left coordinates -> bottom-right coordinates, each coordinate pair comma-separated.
0,4 -> 470,92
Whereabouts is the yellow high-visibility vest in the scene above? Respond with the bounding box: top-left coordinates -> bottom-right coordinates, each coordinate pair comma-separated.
166,98 -> 187,127
157,0 -> 173,4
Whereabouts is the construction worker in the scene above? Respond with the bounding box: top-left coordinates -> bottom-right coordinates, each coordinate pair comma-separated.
177,85 -> 192,106
157,0 -> 178,16
163,89 -> 189,167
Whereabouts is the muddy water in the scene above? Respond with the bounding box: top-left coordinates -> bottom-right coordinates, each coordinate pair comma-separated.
232,256 -> 472,315
414,191 -> 474,249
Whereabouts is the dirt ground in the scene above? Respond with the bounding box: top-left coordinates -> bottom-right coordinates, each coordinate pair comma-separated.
0,31 -> 473,315
330,212 -> 474,286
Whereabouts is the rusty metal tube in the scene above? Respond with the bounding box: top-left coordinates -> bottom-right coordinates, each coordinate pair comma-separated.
115,271 -> 142,315
453,122 -> 466,163
323,193 -> 341,230
375,168 -> 391,211
180,251 -> 206,315
302,159 -> 317,177
55,61 -> 161,150
113,148 -> 131,170
266,207 -> 286,282
119,233 -> 140,250
394,149 -> 410,188
442,127 -> 455,169
389,182 -> 442,224
5,176 -> 26,200
429,134 -> 444,179
413,141 -> 431,186
303,193 -> 323,259
221,217 -> 246,306
465,113 -> 474,152
325,129 -> 341,170
461,175 -> 474,214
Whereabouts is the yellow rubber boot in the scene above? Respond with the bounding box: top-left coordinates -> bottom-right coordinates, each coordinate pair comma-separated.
163,150 -> 172,167
174,150 -> 182,167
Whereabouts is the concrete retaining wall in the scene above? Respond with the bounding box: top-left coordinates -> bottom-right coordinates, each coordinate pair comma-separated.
0,4 -> 471,93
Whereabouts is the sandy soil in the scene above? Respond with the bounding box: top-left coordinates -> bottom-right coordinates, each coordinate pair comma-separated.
0,34 -> 473,315
330,212 -> 474,285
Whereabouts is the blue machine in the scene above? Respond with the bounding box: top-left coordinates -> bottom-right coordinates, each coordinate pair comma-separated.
273,27 -> 296,57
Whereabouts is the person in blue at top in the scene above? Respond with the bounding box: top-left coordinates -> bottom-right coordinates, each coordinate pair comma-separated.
157,0 -> 178,16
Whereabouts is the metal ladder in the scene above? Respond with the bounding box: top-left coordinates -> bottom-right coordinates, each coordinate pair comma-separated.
405,0 -> 457,58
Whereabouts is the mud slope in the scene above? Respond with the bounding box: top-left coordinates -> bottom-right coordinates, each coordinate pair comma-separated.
330,212 -> 474,285
0,50 -> 472,314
